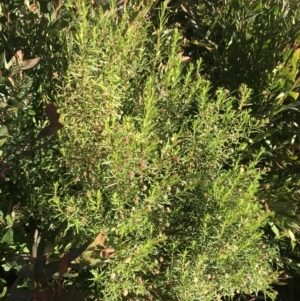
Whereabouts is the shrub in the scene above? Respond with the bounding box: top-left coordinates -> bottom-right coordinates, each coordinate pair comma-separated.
0,209 -> 107,301
0,1 -> 70,296
52,1 -> 279,300
0,0 -> 71,233
162,0 -> 300,277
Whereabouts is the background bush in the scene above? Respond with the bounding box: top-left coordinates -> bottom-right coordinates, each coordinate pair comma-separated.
2,0 -> 300,300
160,0 -> 300,280
0,0 -> 72,297
0,0 -> 70,217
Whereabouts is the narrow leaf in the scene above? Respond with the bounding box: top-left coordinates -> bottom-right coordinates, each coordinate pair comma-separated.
273,281 -> 288,286
44,261 -> 60,278
37,122 -> 63,140
288,229 -> 296,241
59,254 -> 68,280
66,239 -> 94,263
253,129 -> 277,143
269,222 -> 280,238
20,57 -> 40,71
276,100 -> 300,114
34,255 -> 46,281
18,264 -> 34,279
37,223 -> 50,257
292,49 -> 300,71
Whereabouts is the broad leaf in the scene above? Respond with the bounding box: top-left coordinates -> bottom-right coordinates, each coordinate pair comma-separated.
0,228 -> 13,244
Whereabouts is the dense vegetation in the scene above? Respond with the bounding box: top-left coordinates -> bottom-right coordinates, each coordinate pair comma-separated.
1,0 -> 300,300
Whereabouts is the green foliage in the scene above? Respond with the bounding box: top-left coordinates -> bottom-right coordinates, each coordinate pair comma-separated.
53,1 -> 279,300
0,209 -> 106,301
167,0 -> 300,94
0,101 -> 64,300
161,0 -> 300,278
0,49 -> 64,180
0,0 -> 70,227
0,1 -> 70,297
3,0 -> 300,299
